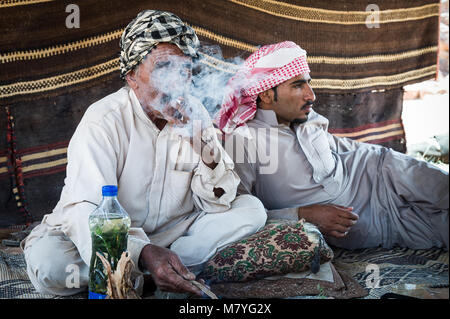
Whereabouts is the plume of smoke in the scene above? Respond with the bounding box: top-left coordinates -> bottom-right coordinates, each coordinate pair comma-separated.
139,44 -> 248,138
191,45 -> 245,117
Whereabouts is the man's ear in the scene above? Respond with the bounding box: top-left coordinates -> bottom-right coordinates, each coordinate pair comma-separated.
258,89 -> 275,108
126,71 -> 138,90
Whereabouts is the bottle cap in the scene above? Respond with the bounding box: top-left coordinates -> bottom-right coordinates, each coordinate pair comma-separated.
102,185 -> 118,196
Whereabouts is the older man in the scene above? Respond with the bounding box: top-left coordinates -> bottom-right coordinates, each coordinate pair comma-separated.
22,10 -> 266,297
217,41 -> 448,252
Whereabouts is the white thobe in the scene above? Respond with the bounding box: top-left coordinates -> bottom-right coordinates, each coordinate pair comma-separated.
227,109 -> 449,250
22,87 -> 266,296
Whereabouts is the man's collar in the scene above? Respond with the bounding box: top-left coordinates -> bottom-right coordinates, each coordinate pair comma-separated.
254,109 -> 281,127
254,108 -> 326,131
128,87 -> 161,133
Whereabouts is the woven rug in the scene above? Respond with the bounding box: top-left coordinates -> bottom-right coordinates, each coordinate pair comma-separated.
209,263 -> 369,299
332,246 -> 449,299
0,250 -> 86,299
1,246 -> 447,299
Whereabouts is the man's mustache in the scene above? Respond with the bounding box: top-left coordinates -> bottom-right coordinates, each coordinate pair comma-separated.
301,100 -> 314,110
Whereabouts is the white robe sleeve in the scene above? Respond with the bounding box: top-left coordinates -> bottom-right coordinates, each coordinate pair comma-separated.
327,132 -> 384,153
327,132 -> 361,153
191,135 -> 241,213
59,121 -> 150,272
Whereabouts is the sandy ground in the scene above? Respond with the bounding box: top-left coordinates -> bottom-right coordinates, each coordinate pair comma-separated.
402,0 -> 449,172
403,74 -> 449,172
403,76 -> 449,145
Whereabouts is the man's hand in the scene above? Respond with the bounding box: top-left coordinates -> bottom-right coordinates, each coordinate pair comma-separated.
298,204 -> 359,238
138,244 -> 203,296
191,124 -> 221,170
164,98 -> 220,168
165,99 -> 224,197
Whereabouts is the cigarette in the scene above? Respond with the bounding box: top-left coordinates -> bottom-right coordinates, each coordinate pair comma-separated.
173,109 -> 183,120
172,97 -> 186,121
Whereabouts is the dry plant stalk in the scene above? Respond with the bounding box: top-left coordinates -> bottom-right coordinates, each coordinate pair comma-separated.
96,251 -> 141,299
190,280 -> 218,299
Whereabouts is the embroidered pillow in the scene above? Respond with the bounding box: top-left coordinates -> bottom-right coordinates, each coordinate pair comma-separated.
200,219 -> 334,283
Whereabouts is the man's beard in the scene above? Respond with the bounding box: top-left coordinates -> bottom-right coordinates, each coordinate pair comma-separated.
291,117 -> 308,125
291,100 -> 314,125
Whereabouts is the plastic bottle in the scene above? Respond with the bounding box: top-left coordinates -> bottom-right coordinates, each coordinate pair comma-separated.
88,185 -> 131,299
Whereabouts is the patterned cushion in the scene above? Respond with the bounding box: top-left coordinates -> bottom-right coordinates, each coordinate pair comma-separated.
200,219 -> 334,283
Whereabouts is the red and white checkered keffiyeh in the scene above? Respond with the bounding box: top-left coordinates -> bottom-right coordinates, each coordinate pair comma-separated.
215,41 -> 310,134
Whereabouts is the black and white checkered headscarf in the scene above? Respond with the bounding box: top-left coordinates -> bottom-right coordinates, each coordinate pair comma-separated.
119,10 -> 200,79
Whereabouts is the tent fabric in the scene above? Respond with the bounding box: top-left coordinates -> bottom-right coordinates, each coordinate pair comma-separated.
1,0 -> 439,97
0,0 -> 439,226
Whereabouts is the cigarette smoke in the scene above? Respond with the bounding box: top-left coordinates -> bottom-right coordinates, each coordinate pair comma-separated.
192,45 -> 245,117
140,44 -> 248,138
